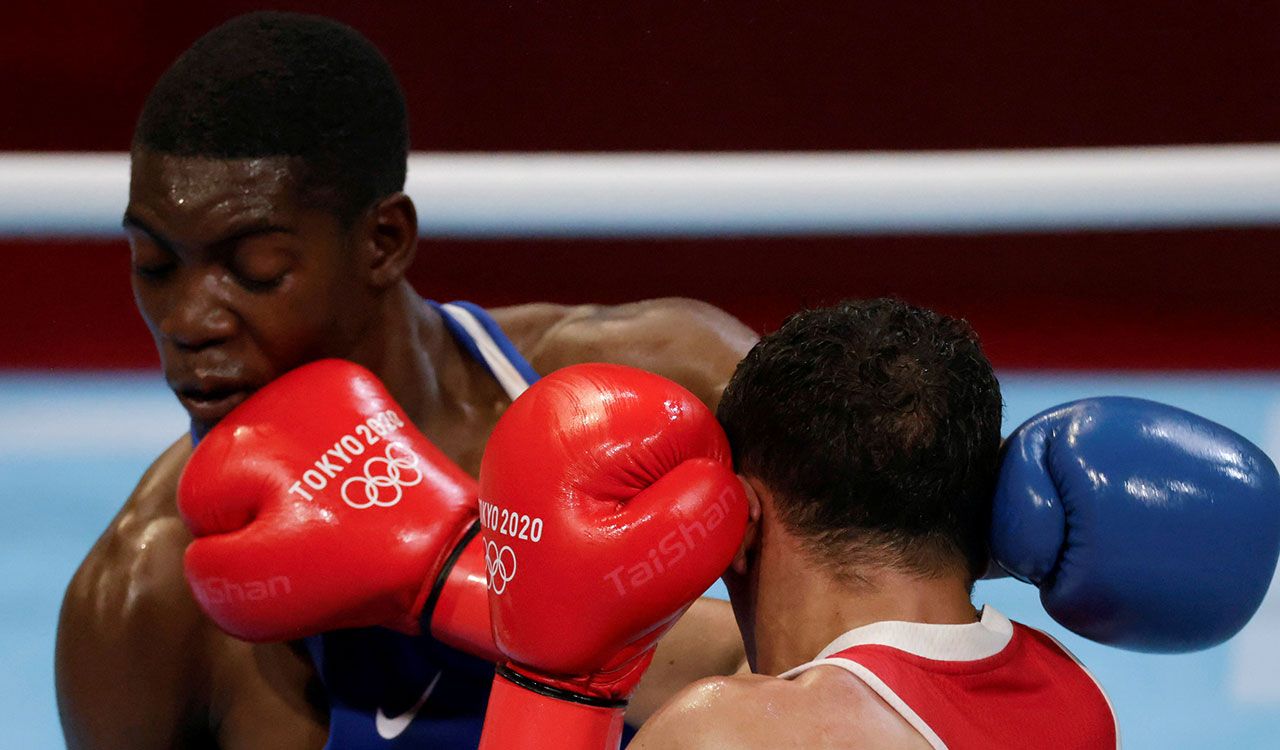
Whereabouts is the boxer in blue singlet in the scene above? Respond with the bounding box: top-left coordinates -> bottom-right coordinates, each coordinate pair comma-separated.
57,13 -> 755,749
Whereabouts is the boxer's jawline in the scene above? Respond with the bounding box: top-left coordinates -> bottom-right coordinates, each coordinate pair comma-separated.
496,665 -> 629,709
420,519 -> 484,631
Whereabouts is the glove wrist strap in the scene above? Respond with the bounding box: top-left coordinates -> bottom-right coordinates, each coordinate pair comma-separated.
421,519 -> 483,625
497,664 -> 629,709
480,669 -> 627,750
421,521 -> 503,662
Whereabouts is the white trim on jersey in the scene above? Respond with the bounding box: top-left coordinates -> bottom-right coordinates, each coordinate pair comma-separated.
1029,626 -> 1123,750
439,303 -> 531,401
779,607 -> 1119,750
794,657 -> 949,750
783,606 -> 1014,669
778,608 -> 1017,750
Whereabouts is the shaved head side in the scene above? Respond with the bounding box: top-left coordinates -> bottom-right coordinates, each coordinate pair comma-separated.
133,11 -> 409,223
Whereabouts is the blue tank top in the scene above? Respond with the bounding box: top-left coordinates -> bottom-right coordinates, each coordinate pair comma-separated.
304,301 -> 635,748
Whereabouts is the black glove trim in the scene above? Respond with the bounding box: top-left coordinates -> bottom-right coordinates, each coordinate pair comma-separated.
496,664 -> 629,709
420,519 -> 483,632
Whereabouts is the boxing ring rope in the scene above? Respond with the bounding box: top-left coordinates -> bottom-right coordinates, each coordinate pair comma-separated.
2,144 -> 1279,239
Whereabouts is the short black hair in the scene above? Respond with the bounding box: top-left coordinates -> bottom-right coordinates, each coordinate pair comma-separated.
133,11 -> 408,222
717,299 -> 1002,582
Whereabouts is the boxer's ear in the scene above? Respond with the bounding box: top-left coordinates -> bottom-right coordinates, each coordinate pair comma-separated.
362,192 -> 418,288
730,475 -> 763,575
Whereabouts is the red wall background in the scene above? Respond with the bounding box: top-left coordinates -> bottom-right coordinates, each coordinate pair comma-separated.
2,2 -> 1278,370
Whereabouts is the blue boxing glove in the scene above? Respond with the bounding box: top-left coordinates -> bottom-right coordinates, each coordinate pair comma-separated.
991,397 -> 1280,653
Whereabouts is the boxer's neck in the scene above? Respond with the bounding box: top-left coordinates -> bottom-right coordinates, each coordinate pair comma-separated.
345,283 -> 508,454
750,519 -> 977,676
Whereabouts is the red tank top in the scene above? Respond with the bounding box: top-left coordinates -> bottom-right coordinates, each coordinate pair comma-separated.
779,607 -> 1118,749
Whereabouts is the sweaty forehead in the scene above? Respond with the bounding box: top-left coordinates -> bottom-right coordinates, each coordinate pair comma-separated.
128,151 -> 304,240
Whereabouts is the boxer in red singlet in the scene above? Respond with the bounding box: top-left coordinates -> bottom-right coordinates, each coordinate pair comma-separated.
627,299 -> 1117,749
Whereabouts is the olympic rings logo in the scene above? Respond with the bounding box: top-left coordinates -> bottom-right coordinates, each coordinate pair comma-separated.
340,441 -> 424,509
485,540 -> 518,595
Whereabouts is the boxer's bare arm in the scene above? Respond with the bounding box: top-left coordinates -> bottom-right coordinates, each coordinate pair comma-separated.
498,297 -> 759,724
630,668 -> 933,749
512,298 -> 759,411
56,437 -> 327,749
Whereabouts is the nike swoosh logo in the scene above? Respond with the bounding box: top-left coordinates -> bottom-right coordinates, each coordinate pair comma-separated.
374,671 -> 443,740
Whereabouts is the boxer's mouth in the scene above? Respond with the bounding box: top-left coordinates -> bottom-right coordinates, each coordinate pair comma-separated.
175,384 -> 252,423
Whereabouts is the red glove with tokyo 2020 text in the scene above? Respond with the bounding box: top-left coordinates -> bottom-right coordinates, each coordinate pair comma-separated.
178,359 -> 495,660
476,363 -> 749,750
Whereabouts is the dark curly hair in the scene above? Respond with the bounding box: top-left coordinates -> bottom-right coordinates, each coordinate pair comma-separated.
717,299 -> 1002,583
133,11 -> 408,223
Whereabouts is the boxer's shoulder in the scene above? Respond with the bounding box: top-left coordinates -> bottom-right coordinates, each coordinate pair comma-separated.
57,434 -> 209,744
493,298 -> 757,409
632,667 -> 929,749
62,433 -> 194,625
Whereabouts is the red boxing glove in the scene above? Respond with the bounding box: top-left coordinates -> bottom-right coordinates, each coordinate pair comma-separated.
476,363 -> 749,750
178,359 -> 494,659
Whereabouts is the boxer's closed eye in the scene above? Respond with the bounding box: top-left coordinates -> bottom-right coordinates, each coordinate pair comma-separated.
229,239 -> 294,292
128,242 -> 177,281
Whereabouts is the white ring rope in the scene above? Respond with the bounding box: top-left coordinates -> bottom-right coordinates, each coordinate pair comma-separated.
2,145 -> 1278,238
